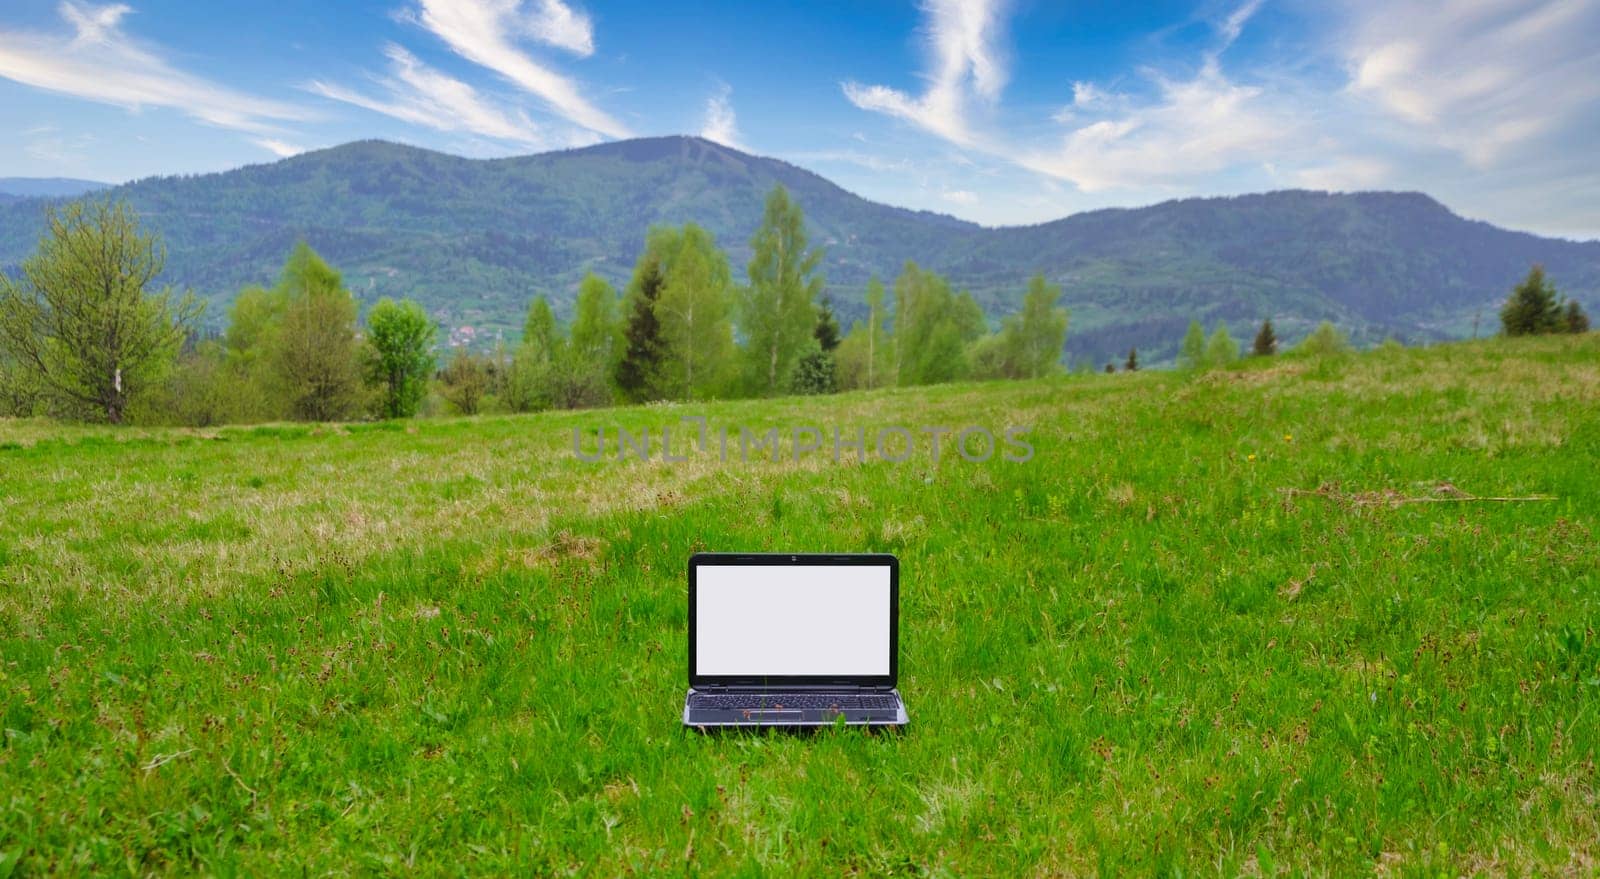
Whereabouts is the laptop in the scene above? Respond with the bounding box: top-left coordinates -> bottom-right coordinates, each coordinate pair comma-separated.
683,552 -> 908,729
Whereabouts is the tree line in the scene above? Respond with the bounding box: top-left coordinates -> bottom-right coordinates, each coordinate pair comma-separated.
0,187 -> 1071,425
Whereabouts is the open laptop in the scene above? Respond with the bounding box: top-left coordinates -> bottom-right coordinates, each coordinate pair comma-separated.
683,552 -> 908,729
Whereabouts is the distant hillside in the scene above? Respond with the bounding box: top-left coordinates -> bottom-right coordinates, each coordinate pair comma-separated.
2,137 -> 1596,363
0,177 -> 109,199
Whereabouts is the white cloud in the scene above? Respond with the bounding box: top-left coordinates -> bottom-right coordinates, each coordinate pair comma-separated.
699,83 -> 742,149
253,138 -> 305,158
841,0 -> 1009,147
1293,156 -> 1390,191
1024,60 -> 1294,192
308,44 -> 544,147
1340,0 -> 1600,167
940,188 -> 978,205
408,0 -> 628,138
524,0 -> 594,57
0,1 -> 309,136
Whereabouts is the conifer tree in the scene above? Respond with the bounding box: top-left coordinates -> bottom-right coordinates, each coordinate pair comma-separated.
1500,265 -> 1563,336
1125,347 -> 1138,371
1252,318 -> 1277,356
614,255 -> 668,403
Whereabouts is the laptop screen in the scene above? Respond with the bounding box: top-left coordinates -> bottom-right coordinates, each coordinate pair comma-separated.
694,562 -> 892,677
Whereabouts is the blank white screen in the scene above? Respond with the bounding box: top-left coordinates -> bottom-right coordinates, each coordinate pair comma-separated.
696,564 -> 891,676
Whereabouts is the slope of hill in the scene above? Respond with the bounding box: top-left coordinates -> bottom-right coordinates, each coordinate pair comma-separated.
0,176 -> 109,198
1,137 -> 1596,362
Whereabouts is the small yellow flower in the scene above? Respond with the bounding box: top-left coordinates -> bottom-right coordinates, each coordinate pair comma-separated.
1283,433 -> 1294,443
1247,453 -> 1257,461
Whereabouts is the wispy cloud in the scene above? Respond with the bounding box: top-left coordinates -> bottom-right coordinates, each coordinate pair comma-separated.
524,0 -> 595,57
407,0 -> 628,138
841,0 -> 1009,147
253,138 -> 306,158
308,43 -> 544,147
699,83 -> 742,149
0,1 -> 309,139
1024,59 -> 1296,192
1340,0 -> 1600,167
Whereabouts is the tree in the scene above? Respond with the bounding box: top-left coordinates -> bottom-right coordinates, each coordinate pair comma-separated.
1252,319 -> 1277,356
863,276 -> 887,387
1125,348 -> 1139,371
0,199 -> 200,423
439,349 -> 489,415
569,272 -> 620,370
363,297 -> 436,418
793,293 -> 845,395
1500,265 -> 1564,336
741,185 -> 823,395
814,294 -> 842,353
271,242 -> 363,422
1564,299 -> 1590,334
978,273 -> 1068,380
1205,323 -> 1239,367
1296,320 -> 1352,357
222,283 -> 288,420
892,262 -> 980,386
614,254 -> 669,403
550,271 -> 622,409
522,296 -> 556,365
506,296 -> 558,413
654,224 -> 736,400
1177,320 -> 1207,371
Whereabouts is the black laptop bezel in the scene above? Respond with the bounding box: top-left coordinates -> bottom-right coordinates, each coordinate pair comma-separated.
688,552 -> 899,690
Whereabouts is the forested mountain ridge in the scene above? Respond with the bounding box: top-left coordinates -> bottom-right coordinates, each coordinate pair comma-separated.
2,136 -> 1596,363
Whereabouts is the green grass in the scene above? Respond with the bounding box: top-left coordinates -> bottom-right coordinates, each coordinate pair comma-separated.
2,336 -> 1598,875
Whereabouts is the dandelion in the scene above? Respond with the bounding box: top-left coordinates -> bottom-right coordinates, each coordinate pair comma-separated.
1247,453 -> 1257,462
1283,433 -> 1294,443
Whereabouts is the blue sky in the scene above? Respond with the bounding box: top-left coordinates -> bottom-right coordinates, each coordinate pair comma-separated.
1,0 -> 1597,238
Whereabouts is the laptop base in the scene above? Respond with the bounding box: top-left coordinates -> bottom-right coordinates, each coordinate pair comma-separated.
682,689 -> 908,729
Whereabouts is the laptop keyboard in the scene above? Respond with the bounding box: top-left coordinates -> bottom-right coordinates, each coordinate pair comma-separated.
689,693 -> 897,711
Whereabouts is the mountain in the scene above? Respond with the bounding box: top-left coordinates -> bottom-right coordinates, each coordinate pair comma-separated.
0,177 -> 109,199
2,137 -> 1596,363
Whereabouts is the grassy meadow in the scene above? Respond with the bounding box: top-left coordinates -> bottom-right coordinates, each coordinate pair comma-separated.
1,336 -> 1598,875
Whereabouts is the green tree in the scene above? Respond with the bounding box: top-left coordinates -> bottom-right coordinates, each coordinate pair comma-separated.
892,262 -> 980,386
741,185 -> 823,395
507,296 -> 558,413
1252,319 -> 1277,356
814,294 -> 842,353
1177,320 -> 1207,372
1563,299 -> 1590,334
151,340 -> 233,427
654,224 -> 736,400
614,254 -> 669,403
793,294 -> 844,395
1206,323 -> 1239,368
541,271 -> 622,410
569,272 -> 620,370
0,199 -> 200,423
1125,347 -> 1139,371
863,276 -> 887,387
522,296 -> 557,364
981,273 -> 1068,379
1500,265 -> 1564,336
222,284 -> 288,420
1296,320 -> 1353,357
272,242 -> 363,422
363,297 -> 436,419
439,349 -> 489,415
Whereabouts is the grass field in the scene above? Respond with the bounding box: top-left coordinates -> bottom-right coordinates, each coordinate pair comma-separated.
2,336 -> 1598,875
